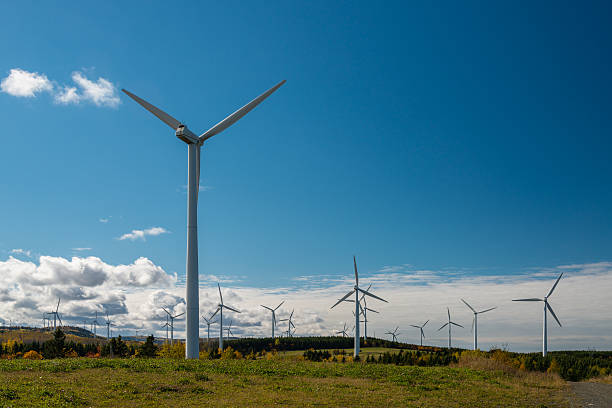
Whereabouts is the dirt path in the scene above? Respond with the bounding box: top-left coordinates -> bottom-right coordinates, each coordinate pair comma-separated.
570,382 -> 612,407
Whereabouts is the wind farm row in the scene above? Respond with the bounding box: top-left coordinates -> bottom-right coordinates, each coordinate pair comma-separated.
3,257 -> 565,359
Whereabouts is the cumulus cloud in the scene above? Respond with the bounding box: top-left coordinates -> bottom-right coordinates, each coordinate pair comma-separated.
0,69 -> 52,97
1,68 -> 119,108
99,218 -> 109,223
71,247 -> 92,252
70,71 -> 120,107
118,227 -> 169,241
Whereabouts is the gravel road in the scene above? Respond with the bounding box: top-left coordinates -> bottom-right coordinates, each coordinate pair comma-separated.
570,382 -> 612,407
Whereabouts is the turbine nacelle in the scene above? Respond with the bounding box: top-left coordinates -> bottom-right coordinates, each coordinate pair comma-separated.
175,125 -> 200,144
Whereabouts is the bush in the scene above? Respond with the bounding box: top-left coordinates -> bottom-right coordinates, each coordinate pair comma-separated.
157,342 -> 185,359
23,350 -> 43,360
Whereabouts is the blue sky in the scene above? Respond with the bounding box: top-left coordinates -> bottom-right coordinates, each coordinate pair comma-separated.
1,1 -> 611,350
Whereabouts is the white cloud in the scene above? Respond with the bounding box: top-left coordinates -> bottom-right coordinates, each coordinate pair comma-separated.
99,218 -> 109,223
71,71 -> 120,107
1,68 -> 119,108
0,69 -> 52,97
54,86 -> 80,104
71,248 -> 92,251
118,227 -> 169,241
10,248 -> 31,257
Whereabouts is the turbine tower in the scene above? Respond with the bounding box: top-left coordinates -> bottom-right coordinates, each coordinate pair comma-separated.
123,80 -> 285,358
409,320 -> 429,346
161,307 -> 184,345
210,283 -> 240,350
438,308 -> 463,349
104,313 -> 115,340
331,256 -> 388,358
461,299 -> 496,350
260,301 -> 284,338
92,311 -> 99,338
512,273 -> 563,356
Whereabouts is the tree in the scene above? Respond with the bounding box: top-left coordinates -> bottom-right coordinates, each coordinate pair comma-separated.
138,335 -> 158,357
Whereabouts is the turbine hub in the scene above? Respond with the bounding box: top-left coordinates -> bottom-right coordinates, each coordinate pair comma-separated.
175,124 -> 199,144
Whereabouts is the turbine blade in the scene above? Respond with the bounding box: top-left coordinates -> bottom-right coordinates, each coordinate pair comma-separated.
353,256 -> 358,286
438,322 -> 449,331
420,328 -> 425,338
174,312 -> 184,318
122,89 -> 181,130
461,298 -> 476,313
330,290 -> 355,309
409,325 -> 420,328
210,308 -> 219,319
512,298 -> 543,302
274,301 -> 285,311
218,283 -> 223,304
261,305 -> 273,312
196,144 -> 201,202
357,288 -> 388,303
471,316 -> 474,333
224,305 -> 241,314
422,320 -> 429,328
56,298 -> 61,313
447,307 -> 450,320
199,80 -> 286,141
161,307 -> 171,316
546,302 -> 562,327
451,322 -> 464,328
366,307 -> 379,314
547,273 -> 564,298
478,307 -> 497,314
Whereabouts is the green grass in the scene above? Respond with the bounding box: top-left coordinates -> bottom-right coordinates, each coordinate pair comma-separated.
0,358 -> 571,407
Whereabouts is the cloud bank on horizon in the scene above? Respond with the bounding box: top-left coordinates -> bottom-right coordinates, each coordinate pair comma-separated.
0,253 -> 610,352
0,68 -> 120,107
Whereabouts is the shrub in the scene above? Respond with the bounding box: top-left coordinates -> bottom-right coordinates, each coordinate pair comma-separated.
23,350 -> 43,360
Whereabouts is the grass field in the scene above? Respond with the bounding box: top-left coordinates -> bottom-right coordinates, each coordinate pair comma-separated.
278,346 -> 400,358
0,358 -> 570,407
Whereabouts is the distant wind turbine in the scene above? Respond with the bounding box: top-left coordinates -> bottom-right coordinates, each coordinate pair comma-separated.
104,313 -> 116,340
123,80 -> 285,359
260,301 -> 284,338
161,307 -> 184,345
202,313 -> 218,346
331,256 -> 388,358
409,320 -> 429,346
47,298 -> 62,330
210,283 -> 240,350
512,273 -> 563,356
91,311 -> 99,338
336,322 -> 349,338
385,326 -> 400,342
461,299 -> 496,350
438,308 -> 463,349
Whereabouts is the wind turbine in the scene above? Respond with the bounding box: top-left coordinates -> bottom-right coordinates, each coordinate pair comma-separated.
92,311 -> 99,338
385,326 -> 400,342
202,313 -> 218,346
225,320 -> 235,339
260,301 -> 284,338
331,256 -> 388,358
461,299 -> 496,350
104,313 -> 117,340
512,273 -> 563,356
161,307 -> 184,345
342,284 -> 379,341
161,315 -> 170,343
47,298 -> 62,330
123,80 -> 285,359
409,320 -> 429,346
336,322 -> 349,337
210,283 -> 240,350
438,308 -> 463,349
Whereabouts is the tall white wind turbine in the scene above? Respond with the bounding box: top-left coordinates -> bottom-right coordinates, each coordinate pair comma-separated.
331,256 -> 388,358
260,301 -> 284,338
123,80 -> 285,359
512,273 -> 563,356
104,313 -> 116,340
409,320 -> 429,346
210,283 -> 240,350
437,308 -> 463,349
461,299 -> 496,350
92,311 -> 99,338
47,298 -> 62,330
